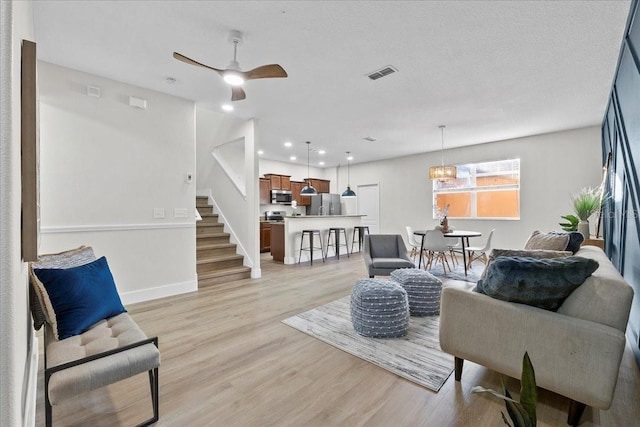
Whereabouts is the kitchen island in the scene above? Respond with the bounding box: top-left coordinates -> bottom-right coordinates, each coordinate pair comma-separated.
271,215 -> 365,264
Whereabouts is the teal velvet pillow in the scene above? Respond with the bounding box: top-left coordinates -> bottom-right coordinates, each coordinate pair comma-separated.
475,256 -> 599,311
33,256 -> 126,340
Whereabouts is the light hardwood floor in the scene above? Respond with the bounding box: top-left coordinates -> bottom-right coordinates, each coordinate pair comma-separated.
36,253 -> 640,426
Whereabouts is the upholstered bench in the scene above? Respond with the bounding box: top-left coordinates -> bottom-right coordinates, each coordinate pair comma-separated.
391,268 -> 442,316
350,278 -> 409,338
29,246 -> 160,427
44,314 -> 159,427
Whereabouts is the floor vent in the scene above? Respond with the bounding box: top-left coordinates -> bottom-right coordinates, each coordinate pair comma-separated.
367,65 -> 398,81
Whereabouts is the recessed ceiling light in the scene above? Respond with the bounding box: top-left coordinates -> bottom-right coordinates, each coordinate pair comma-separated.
318,150 -> 326,155
319,161 -> 325,166
221,104 -> 234,112
347,155 -> 354,161
363,136 -> 377,142
257,150 -> 264,155
290,156 -> 297,161
284,142 -> 292,147
166,77 -> 177,84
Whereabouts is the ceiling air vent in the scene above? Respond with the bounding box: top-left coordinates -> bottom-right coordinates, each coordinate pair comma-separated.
367,65 -> 398,81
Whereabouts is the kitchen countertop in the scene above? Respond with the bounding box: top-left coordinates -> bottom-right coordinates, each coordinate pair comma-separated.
285,214 -> 365,218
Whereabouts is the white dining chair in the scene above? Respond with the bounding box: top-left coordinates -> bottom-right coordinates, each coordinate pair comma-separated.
421,229 -> 452,274
405,226 -> 422,262
465,229 -> 495,270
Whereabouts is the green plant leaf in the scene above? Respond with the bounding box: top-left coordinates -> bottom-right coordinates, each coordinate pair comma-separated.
520,352 -> 537,425
501,411 -> 514,427
561,214 -> 580,224
471,386 -> 519,404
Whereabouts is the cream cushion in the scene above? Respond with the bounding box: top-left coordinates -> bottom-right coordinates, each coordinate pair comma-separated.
46,313 -> 160,405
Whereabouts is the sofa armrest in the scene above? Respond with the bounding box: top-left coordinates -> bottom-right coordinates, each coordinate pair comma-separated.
439,286 -> 626,409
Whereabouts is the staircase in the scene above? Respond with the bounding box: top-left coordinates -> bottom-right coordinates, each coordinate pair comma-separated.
196,196 -> 251,287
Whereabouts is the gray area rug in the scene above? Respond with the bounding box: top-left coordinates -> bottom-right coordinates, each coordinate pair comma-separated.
416,257 -> 485,283
282,296 -> 454,392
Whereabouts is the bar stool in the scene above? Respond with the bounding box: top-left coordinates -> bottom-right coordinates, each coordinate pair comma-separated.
326,227 -> 350,259
298,229 -> 326,265
351,226 -> 370,253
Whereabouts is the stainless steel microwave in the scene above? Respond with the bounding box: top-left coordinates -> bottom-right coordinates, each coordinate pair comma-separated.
271,190 -> 292,205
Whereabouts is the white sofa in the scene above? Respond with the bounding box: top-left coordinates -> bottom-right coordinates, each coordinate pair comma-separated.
439,245 -> 634,426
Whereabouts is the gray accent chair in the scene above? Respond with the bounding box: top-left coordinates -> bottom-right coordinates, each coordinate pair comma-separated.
363,234 -> 414,277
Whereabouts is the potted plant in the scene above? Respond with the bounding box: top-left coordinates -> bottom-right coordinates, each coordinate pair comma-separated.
472,352 -> 537,427
559,214 -> 579,232
571,187 -> 603,239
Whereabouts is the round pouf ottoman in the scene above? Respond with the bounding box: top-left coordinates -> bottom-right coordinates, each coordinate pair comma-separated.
390,268 -> 442,316
350,278 -> 409,338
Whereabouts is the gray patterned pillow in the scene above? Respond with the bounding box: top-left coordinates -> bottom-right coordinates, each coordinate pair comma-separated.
524,230 -> 570,251
29,246 -> 96,330
475,256 -> 599,311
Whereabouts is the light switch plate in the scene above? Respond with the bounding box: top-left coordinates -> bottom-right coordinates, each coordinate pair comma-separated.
174,208 -> 188,218
153,208 -> 165,219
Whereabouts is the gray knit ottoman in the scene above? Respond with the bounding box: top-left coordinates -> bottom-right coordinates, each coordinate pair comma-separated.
390,268 -> 442,316
350,278 -> 409,338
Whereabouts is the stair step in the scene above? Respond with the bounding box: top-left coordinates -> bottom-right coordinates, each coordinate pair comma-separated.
197,223 -> 224,233
196,232 -> 231,245
197,243 -> 237,258
197,254 -> 244,273
198,266 -> 252,288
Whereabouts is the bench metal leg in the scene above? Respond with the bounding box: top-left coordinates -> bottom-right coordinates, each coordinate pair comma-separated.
137,364 -> 159,427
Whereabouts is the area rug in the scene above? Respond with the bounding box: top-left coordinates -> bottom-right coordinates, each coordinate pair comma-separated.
282,296 -> 454,392
417,258 -> 485,283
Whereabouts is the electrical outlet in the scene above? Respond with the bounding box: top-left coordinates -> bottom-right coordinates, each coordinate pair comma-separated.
174,208 -> 188,218
153,208 -> 165,219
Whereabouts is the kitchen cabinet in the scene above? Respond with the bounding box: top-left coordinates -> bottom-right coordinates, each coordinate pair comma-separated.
264,174 -> 291,191
290,180 -> 310,206
259,178 -> 270,205
270,223 -> 284,262
305,178 -> 331,193
260,222 -> 271,252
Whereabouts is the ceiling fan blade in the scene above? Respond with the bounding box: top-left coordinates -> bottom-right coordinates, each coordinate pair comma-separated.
173,52 -> 224,76
231,86 -> 246,101
244,64 -> 288,80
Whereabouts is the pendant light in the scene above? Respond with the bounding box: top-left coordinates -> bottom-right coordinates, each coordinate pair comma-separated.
341,151 -> 356,198
429,125 -> 457,180
300,141 -> 318,195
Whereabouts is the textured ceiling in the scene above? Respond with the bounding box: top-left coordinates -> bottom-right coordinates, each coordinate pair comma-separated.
32,1 -> 631,167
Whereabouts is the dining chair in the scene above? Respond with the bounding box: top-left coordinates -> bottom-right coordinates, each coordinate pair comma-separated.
405,226 -> 423,262
465,229 -> 495,269
445,236 -> 460,265
421,230 -> 452,274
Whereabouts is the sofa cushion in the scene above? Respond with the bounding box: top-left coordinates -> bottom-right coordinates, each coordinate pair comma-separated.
33,256 -> 126,340
29,246 -> 97,330
524,230 -> 570,251
479,248 -> 572,280
475,256 -> 599,311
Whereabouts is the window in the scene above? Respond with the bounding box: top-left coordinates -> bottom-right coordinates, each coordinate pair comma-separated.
433,159 -> 520,220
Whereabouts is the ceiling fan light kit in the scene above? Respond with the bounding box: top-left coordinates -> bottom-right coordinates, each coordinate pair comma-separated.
173,29 -> 287,101
429,125 -> 457,181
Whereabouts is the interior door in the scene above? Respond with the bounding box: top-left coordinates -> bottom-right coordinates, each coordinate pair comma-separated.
357,184 -> 380,233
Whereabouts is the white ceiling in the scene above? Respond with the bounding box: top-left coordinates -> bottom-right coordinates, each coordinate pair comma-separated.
32,1 -> 631,167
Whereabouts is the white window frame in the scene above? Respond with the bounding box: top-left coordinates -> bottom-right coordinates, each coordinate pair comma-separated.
433,158 -> 520,220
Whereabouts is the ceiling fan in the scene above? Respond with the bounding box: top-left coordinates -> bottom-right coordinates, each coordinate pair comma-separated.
173,30 -> 287,102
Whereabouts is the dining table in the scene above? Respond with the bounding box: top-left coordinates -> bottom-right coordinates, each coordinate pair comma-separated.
413,229 -> 482,276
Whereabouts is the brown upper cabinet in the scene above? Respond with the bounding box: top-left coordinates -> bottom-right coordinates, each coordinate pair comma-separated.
306,178 -> 330,194
259,178 -> 270,205
290,181 -> 310,206
264,174 -> 291,191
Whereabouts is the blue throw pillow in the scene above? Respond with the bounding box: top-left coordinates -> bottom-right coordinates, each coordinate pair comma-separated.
33,256 -> 126,340
475,256 -> 599,311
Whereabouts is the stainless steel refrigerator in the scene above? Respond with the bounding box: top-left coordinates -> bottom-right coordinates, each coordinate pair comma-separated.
308,194 -> 342,215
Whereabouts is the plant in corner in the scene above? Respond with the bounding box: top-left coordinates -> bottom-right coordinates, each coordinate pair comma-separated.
471,352 -> 537,427
571,187 -> 604,239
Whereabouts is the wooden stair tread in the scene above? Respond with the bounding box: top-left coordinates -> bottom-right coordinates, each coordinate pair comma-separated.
196,231 -> 230,238
197,254 -> 244,264
198,266 -> 251,279
197,243 -> 235,250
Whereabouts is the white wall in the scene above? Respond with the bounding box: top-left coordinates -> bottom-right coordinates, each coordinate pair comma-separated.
0,2 -> 37,426
38,62 -> 197,304
196,106 -> 260,277
341,126 -> 603,249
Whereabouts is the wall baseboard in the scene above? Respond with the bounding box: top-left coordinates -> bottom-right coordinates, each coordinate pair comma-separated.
120,278 -> 197,305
